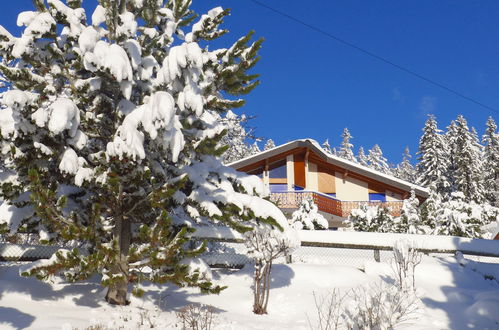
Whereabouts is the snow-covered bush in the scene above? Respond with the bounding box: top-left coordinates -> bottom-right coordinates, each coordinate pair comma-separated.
244,220 -> 300,314
0,0 -> 281,305
434,192 -> 499,238
345,204 -> 394,233
289,197 -> 328,230
347,191 -> 499,238
392,240 -> 422,292
343,281 -> 420,330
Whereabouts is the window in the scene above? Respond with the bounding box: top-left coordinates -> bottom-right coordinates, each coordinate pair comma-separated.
369,193 -> 386,202
268,159 -> 287,178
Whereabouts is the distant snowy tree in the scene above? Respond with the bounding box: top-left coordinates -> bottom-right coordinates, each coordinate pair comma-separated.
0,0 -> 287,305
263,138 -> 276,151
420,183 -> 442,232
482,117 -> 499,205
395,147 -> 417,183
357,146 -> 369,167
445,120 -> 459,190
338,128 -> 357,162
322,139 -> 332,154
249,141 -> 261,155
416,115 -> 450,196
396,190 -> 424,234
219,110 -> 254,163
449,116 -> 484,203
289,197 -> 328,230
367,145 -> 392,174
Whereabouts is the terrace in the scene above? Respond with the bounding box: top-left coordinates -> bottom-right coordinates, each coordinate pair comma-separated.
269,190 -> 404,218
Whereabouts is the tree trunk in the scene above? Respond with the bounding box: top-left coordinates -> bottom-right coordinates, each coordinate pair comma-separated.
105,201 -> 131,305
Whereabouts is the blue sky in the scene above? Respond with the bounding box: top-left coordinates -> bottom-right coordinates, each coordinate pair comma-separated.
2,1 -> 499,165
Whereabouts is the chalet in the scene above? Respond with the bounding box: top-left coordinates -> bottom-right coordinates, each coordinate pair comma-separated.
229,139 -> 428,228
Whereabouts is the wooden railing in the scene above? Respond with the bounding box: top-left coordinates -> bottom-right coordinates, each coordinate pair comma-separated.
269,191 -> 403,218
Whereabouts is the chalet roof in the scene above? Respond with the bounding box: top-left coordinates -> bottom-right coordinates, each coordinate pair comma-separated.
228,138 -> 429,198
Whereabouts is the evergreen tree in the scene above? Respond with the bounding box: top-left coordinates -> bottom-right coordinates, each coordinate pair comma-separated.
445,120 -> 459,190
434,192 -> 484,238
322,138 -> 332,154
449,116 -> 484,203
416,115 -> 450,196
249,141 -> 261,155
482,117 -> 499,205
420,183 -> 441,233
263,138 -> 276,151
219,110 -> 254,163
357,146 -> 369,167
0,0 -> 286,305
395,147 -> 417,183
338,127 -> 357,162
396,190 -> 422,234
367,144 -> 391,174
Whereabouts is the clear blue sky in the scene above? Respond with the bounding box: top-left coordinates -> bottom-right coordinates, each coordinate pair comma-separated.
2,1 -> 499,165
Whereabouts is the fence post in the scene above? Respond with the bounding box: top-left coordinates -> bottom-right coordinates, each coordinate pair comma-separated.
374,249 -> 380,262
285,253 -> 292,264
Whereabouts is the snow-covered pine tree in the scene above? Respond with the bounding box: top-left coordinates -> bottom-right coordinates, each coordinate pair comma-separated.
219,110 -> 254,163
482,117 -> 499,205
289,197 -> 328,230
395,147 -> 416,183
338,127 -> 357,162
416,115 -> 450,196
249,141 -> 261,155
449,116 -> 485,203
263,138 -> 275,151
0,0 -> 288,305
419,182 -> 441,233
322,138 -> 332,154
445,119 -> 459,192
367,144 -> 391,174
435,192 -> 484,238
396,190 -> 423,234
357,146 -> 369,167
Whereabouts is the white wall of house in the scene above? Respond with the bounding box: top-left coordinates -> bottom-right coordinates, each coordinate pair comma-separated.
307,163 -> 319,190
334,172 -> 369,201
386,190 -> 403,201
286,155 -> 294,190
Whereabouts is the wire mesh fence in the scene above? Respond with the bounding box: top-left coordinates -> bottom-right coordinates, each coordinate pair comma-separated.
0,243 -> 62,261
2,237 -> 498,268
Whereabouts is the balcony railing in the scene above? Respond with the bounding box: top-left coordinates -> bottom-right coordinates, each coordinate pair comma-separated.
269,191 -> 403,218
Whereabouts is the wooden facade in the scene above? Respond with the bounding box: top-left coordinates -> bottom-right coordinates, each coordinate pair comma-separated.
230,139 -> 428,226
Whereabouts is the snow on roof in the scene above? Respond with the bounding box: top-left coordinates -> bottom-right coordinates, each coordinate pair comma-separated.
228,138 -> 429,197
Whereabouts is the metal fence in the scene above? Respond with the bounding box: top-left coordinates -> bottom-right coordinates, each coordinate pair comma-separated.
2,231 -> 499,270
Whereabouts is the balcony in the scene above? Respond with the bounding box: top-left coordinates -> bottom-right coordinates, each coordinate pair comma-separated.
269,191 -> 403,218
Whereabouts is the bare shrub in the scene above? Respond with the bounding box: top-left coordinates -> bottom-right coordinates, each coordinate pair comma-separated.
244,225 -> 299,314
308,289 -> 347,330
176,304 -> 216,330
392,240 -> 422,292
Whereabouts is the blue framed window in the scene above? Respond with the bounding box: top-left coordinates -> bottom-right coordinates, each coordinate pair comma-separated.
369,193 -> 386,202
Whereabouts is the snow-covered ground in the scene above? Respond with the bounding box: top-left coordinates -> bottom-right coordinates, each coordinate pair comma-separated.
1,254 -> 498,329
